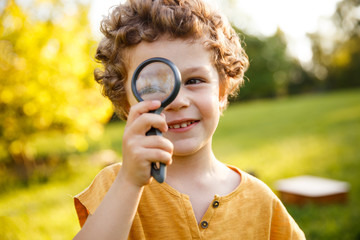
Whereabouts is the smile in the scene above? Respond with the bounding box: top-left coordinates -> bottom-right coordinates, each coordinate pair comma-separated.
168,120 -> 199,129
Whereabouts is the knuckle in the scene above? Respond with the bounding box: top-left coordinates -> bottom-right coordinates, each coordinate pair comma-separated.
158,151 -> 171,162
165,139 -> 174,152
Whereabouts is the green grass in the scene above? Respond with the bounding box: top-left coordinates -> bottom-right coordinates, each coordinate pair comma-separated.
0,155 -> 106,240
213,90 -> 360,239
0,89 -> 359,239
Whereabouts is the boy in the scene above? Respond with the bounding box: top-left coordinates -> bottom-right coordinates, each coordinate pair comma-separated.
74,0 -> 305,239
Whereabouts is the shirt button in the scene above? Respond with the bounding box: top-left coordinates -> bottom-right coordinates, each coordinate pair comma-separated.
212,200 -> 220,208
201,221 -> 209,229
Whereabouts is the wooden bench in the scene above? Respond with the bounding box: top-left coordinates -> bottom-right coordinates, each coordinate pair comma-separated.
275,175 -> 350,205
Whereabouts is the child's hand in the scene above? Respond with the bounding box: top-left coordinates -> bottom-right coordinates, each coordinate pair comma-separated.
120,100 -> 173,187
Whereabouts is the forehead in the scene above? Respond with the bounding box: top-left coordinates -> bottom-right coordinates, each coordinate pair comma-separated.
127,37 -> 213,72
124,37 -> 219,105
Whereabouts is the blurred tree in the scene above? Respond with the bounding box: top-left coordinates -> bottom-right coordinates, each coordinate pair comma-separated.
309,0 -> 360,89
0,0 -> 112,180
234,28 -> 309,100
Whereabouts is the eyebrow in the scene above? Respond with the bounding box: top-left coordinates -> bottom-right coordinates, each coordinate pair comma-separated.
181,66 -> 212,77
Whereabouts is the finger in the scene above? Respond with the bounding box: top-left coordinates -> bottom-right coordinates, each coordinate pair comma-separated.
141,136 -> 173,154
123,141 -> 173,168
130,113 -> 168,135
127,100 -> 161,124
142,148 -> 173,166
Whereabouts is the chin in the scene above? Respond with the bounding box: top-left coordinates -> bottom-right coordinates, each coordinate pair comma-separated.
171,139 -> 209,157
173,147 -> 198,157
172,143 -> 198,156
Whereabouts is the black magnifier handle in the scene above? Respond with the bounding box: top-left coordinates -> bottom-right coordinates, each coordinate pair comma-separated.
146,127 -> 166,183
145,108 -> 166,183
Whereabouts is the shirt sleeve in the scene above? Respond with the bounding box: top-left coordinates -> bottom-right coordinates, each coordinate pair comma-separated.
74,163 -> 122,227
270,197 -> 306,239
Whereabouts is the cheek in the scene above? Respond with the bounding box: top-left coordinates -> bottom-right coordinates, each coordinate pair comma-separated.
199,90 -> 221,118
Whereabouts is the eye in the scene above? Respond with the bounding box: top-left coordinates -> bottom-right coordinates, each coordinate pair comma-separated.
138,85 -> 164,96
185,78 -> 203,85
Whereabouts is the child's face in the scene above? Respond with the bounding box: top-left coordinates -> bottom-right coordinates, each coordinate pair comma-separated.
126,36 -> 223,157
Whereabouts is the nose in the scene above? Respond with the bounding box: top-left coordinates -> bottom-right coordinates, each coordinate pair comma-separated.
164,87 -> 189,111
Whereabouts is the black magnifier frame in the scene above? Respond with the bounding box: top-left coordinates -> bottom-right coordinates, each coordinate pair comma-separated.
131,57 -> 181,183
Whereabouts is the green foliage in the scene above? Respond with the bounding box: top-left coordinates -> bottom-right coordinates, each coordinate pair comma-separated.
234,0 -> 360,99
309,0 -> 360,89
0,0 -> 112,177
234,28 -> 314,101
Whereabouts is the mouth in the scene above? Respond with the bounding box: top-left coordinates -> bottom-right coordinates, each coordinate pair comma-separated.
168,120 -> 199,129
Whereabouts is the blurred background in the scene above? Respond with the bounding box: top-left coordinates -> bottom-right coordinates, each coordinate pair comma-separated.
0,0 -> 359,239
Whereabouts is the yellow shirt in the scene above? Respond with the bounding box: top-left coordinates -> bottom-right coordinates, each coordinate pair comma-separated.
74,163 -> 305,239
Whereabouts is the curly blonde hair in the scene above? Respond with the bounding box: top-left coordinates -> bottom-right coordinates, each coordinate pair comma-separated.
94,0 -> 249,120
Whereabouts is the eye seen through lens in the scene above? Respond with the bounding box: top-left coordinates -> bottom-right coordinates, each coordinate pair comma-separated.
135,62 -> 175,102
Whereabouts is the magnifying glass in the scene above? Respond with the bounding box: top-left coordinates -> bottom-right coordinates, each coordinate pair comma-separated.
131,57 -> 181,183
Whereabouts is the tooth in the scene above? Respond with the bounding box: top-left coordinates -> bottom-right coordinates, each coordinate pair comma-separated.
181,123 -> 188,128
173,124 -> 180,129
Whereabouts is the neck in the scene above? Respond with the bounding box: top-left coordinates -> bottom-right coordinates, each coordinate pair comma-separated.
166,142 -> 219,182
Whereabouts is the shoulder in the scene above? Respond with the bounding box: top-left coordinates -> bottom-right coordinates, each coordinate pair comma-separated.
76,162 -> 122,205
228,165 -> 277,200
78,163 -> 121,199
229,167 -> 305,239
74,163 -> 122,226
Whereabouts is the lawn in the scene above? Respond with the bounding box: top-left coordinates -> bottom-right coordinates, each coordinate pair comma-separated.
0,89 -> 359,239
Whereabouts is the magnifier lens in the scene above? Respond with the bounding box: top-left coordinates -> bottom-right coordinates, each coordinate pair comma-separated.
135,62 -> 175,102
